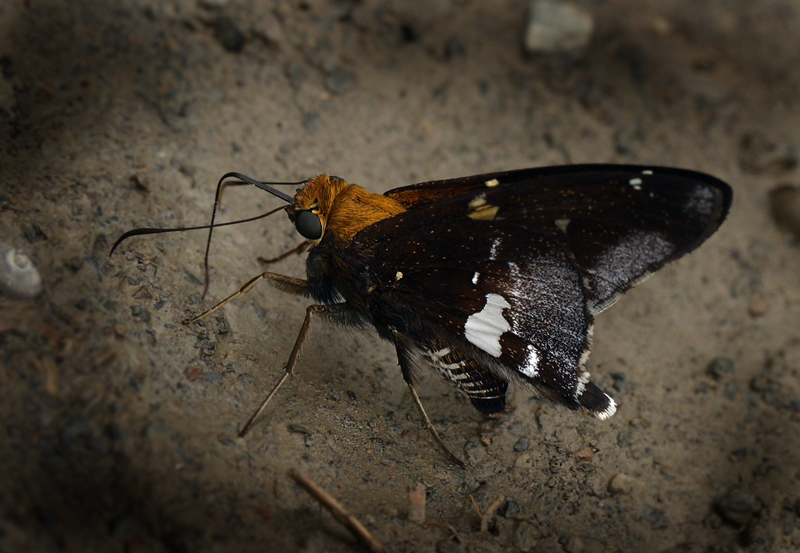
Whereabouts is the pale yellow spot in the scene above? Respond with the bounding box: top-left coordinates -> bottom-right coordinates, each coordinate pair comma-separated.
468,205 -> 499,220
468,196 -> 487,209
395,271 -> 404,280
484,178 -> 500,187
555,218 -> 570,233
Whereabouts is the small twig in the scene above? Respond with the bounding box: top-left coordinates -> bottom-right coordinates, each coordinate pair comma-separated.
480,495 -> 505,532
287,468 -> 384,553
407,482 -> 426,524
468,494 -> 482,518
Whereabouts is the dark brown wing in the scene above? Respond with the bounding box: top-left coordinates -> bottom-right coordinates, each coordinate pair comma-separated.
384,165 -> 731,315
351,165 -> 730,417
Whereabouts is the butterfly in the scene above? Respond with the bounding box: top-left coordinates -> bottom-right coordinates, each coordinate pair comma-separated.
113,164 -> 732,467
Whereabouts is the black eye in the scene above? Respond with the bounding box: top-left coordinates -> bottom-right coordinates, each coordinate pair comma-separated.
295,210 -> 322,240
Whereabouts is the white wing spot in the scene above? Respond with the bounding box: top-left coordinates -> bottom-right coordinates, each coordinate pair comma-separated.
464,293 -> 511,358
485,178 -> 500,187
468,204 -> 499,220
520,344 -> 539,378
469,194 -> 487,209
574,372 -> 590,399
472,272 -> 480,285
642,169 -> 653,175
448,370 -> 471,380
430,347 -> 451,359
555,218 -> 570,233
629,178 -> 643,190
595,396 -> 617,419
490,237 -> 502,260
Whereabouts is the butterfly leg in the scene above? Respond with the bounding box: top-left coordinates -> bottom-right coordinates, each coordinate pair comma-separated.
239,303 -> 348,437
394,332 -> 466,468
183,272 -> 311,324
258,240 -> 310,265
405,383 -> 466,468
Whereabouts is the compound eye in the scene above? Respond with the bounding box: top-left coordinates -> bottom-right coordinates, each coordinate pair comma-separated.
295,210 -> 322,240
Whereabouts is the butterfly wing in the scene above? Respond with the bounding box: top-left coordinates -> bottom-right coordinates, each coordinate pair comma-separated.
385,165 -> 731,314
355,166 -> 730,417
403,337 -> 509,415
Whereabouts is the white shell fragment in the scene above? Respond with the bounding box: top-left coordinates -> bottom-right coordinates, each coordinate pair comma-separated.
0,243 -> 43,298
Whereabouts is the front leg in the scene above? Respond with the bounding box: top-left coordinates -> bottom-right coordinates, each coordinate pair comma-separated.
183,272 -> 311,324
239,303 -> 349,437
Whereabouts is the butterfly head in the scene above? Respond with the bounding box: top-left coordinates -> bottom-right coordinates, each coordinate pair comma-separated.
287,174 -> 407,245
286,174 -> 350,243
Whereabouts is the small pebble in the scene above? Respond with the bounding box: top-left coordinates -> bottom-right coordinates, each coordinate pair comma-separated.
563,535 -> 584,553
514,436 -> 530,452
0,243 -> 42,298
514,520 -> 539,552
715,488 -> 762,525
185,367 -> 202,381
499,498 -> 521,518
130,305 -> 151,324
129,173 -> 149,191
112,323 -> 126,337
523,0 -> 594,55
611,372 -> 627,391
200,340 -> 216,356
574,447 -> 593,462
325,68 -> 356,93
608,473 -> 635,495
707,357 -> 734,380
747,299 -> 769,318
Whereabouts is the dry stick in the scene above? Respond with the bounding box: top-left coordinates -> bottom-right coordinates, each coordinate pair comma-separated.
287,468 -> 384,553
480,495 -> 506,532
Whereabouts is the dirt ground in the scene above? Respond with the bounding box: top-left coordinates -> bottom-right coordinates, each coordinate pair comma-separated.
1,1 -> 799,551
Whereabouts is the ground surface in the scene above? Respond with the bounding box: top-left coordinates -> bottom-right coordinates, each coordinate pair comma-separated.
1,1 -> 800,552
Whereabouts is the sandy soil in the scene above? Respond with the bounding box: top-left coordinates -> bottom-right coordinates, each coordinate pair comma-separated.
1,1 -> 799,551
